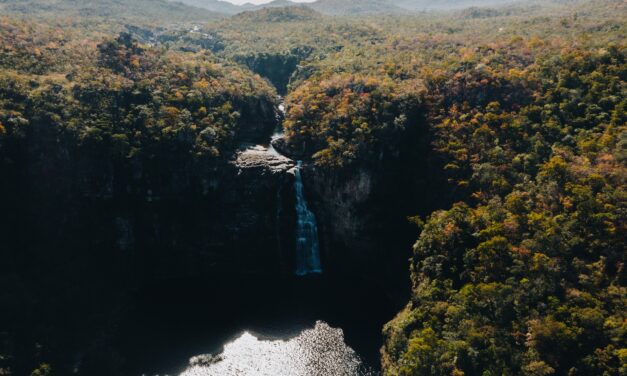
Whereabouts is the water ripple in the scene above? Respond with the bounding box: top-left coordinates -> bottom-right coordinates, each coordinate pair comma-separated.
179,321 -> 375,376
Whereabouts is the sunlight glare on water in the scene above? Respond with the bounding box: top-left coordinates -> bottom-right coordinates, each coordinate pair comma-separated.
179,321 -> 374,376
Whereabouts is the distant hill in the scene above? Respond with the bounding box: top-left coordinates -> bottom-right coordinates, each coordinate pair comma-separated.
0,0 -> 221,22
392,0 -> 525,11
168,0 -> 245,14
177,0 -> 405,16
174,0 -> 303,14
308,0 -> 404,15
252,0 -> 300,9
232,6 -> 323,22
178,0 -> 532,17
3,0 -> 588,22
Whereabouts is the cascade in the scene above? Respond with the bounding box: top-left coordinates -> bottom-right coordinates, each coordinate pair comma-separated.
294,161 -> 322,276
272,99 -> 322,275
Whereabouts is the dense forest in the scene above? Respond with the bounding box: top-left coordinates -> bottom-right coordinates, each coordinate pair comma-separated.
0,0 -> 625,375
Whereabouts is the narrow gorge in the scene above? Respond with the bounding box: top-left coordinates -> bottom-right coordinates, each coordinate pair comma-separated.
3,2 -> 623,375
114,98 -> 405,376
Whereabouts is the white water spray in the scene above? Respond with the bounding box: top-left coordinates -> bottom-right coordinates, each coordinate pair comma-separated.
294,161 -> 322,276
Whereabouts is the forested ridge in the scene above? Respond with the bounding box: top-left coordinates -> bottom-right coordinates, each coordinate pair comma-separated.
382,44 -> 626,376
269,4 -> 626,373
0,15 -> 280,376
0,0 -> 625,375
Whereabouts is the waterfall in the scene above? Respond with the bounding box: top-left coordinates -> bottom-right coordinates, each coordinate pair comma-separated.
294,161 -> 322,276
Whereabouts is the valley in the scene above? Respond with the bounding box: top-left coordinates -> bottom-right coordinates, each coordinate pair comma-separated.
0,1 -> 625,375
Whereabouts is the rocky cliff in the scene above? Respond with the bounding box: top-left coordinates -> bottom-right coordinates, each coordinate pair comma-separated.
1,105 -> 300,374
273,127 -> 448,304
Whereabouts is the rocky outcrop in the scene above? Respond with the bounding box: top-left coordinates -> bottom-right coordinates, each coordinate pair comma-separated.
221,145 -> 297,275
232,144 -> 295,173
283,129 -> 449,303
299,162 -> 418,303
237,98 -> 280,143
105,144 -> 298,279
1,113 -> 299,374
235,51 -> 306,96
303,165 -> 373,258
270,135 -> 308,160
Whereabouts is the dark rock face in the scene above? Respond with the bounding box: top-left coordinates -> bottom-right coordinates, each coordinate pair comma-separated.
303,165 -> 374,260
270,135 -> 308,160
291,127 -> 450,303
3,95 -> 293,280
301,164 -> 414,302
0,112 -> 298,374
41,145 -> 297,281
222,145 -> 297,275
237,98 -> 280,144
99,145 -> 298,281
236,53 -> 300,96
299,162 -> 433,304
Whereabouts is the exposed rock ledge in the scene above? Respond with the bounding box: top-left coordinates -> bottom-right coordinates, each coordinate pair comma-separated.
270,136 -> 307,160
233,144 -> 296,174
214,143 -> 297,275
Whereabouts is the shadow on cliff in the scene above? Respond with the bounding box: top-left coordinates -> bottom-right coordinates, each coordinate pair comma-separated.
117,271 -> 397,375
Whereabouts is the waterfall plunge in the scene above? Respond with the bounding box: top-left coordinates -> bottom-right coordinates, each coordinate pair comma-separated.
294,161 -> 322,276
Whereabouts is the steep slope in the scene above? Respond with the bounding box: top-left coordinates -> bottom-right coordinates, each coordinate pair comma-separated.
0,23 -> 287,374
382,46 -> 626,375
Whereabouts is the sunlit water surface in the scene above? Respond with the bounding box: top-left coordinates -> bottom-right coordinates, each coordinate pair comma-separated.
179,321 -> 374,376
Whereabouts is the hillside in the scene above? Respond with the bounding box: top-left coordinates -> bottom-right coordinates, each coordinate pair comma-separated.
0,0 -> 625,376
167,0 -> 244,14
0,0 -> 221,23
309,0 -> 404,15
169,0 -> 552,16
232,6 -> 323,22
171,0 -> 303,14
251,0 -> 301,9
392,0 -> 520,10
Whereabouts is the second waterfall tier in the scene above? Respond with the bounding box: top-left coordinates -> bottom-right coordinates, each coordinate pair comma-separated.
294,161 -> 323,276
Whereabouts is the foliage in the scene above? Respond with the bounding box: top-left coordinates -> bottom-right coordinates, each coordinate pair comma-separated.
382,40 -> 626,376
30,364 -> 52,376
0,27 -> 278,174
284,74 -> 423,166
0,1 -> 625,375
231,6 -> 323,23
0,0 -> 220,24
